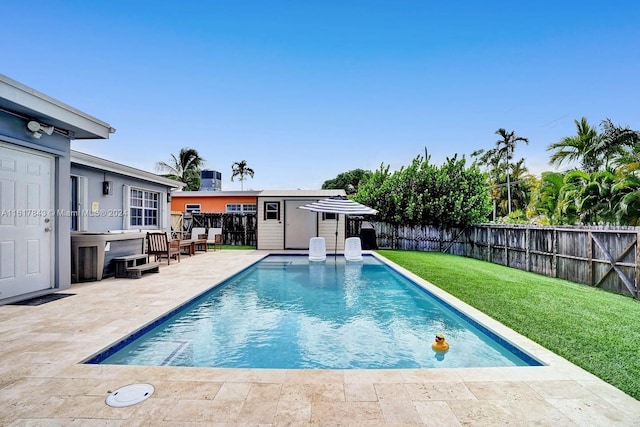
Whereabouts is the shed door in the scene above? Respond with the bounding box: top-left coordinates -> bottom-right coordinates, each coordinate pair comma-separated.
285,200 -> 317,249
0,144 -> 54,300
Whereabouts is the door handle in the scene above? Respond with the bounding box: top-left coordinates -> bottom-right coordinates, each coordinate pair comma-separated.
44,227 -> 51,232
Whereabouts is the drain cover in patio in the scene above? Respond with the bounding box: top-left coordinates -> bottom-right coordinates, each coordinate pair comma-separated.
105,383 -> 154,407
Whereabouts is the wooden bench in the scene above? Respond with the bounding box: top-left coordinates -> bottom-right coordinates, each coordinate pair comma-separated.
112,254 -> 160,279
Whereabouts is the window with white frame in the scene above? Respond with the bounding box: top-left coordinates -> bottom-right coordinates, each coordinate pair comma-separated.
264,202 -> 280,220
130,188 -> 159,227
226,203 -> 257,213
185,203 -> 201,213
226,203 -> 241,213
322,212 -> 337,220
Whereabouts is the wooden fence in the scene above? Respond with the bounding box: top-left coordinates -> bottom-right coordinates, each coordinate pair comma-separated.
347,219 -> 640,298
180,212 -> 257,246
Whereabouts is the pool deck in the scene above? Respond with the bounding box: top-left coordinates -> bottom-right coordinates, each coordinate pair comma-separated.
1,250 -> 639,426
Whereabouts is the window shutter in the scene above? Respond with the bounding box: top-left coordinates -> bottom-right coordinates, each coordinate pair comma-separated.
159,191 -> 167,230
122,185 -> 130,229
78,176 -> 89,231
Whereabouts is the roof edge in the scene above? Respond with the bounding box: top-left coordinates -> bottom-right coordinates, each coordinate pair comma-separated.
71,150 -> 184,189
0,73 -> 116,139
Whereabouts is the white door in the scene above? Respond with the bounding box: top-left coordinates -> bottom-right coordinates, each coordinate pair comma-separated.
285,200 -> 317,249
0,143 -> 54,300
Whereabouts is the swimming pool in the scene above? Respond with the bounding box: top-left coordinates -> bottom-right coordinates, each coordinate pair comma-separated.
87,255 -> 542,369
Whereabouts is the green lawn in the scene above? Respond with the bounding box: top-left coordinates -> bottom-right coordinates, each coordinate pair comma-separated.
377,249 -> 640,401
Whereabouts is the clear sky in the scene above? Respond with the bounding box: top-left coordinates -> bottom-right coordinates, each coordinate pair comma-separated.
3,1 -> 639,190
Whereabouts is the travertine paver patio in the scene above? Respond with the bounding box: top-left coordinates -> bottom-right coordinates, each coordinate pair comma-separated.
1,249 -> 639,426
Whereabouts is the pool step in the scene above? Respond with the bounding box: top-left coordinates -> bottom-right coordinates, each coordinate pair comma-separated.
258,261 -> 292,269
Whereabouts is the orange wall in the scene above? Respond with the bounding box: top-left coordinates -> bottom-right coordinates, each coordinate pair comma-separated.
171,195 -> 257,213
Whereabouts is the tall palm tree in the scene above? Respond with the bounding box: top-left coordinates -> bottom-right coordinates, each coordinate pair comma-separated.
495,128 -> 529,214
507,158 -> 534,213
471,147 -> 504,221
231,160 -> 255,191
547,117 -> 601,172
156,147 -> 205,191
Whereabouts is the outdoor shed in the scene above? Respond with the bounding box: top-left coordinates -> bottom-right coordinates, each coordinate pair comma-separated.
256,189 -> 347,250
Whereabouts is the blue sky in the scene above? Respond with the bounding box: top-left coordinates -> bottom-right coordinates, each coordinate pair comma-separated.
3,1 -> 639,190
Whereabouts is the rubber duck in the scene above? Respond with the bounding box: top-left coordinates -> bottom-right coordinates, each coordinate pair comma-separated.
431,333 -> 449,351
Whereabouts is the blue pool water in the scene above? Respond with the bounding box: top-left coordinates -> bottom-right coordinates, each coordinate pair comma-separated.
88,255 -> 541,369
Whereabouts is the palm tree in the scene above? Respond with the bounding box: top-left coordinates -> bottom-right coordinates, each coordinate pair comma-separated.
527,171 -> 565,224
231,160 -> 255,191
507,158 -> 534,213
600,118 -> 640,172
471,147 -> 503,221
156,147 -> 205,191
557,170 -> 590,224
579,169 -> 617,224
547,117 -> 601,173
495,128 -> 529,214
612,173 -> 640,225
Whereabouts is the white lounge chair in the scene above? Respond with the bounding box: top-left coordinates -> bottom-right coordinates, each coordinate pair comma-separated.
344,237 -> 363,261
191,227 -> 206,239
308,237 -> 327,261
207,228 -> 223,250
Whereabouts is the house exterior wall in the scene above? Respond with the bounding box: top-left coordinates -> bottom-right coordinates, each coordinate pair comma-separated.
1,74 -> 114,304
70,163 -> 173,232
0,111 -> 73,297
170,195 -> 257,213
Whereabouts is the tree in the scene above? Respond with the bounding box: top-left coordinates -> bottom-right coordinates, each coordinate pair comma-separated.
600,119 -> 640,172
495,158 -> 534,216
352,163 -> 394,222
471,146 -> 503,221
557,170 -> 590,224
527,171 -> 565,225
231,160 -> 255,191
612,173 -> 640,225
156,147 -> 205,191
547,117 -> 601,172
354,154 -> 491,227
321,169 -> 372,194
495,128 -> 529,215
579,169 -> 617,224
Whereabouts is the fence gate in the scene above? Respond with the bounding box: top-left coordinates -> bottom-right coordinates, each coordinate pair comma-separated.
588,231 -> 638,297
